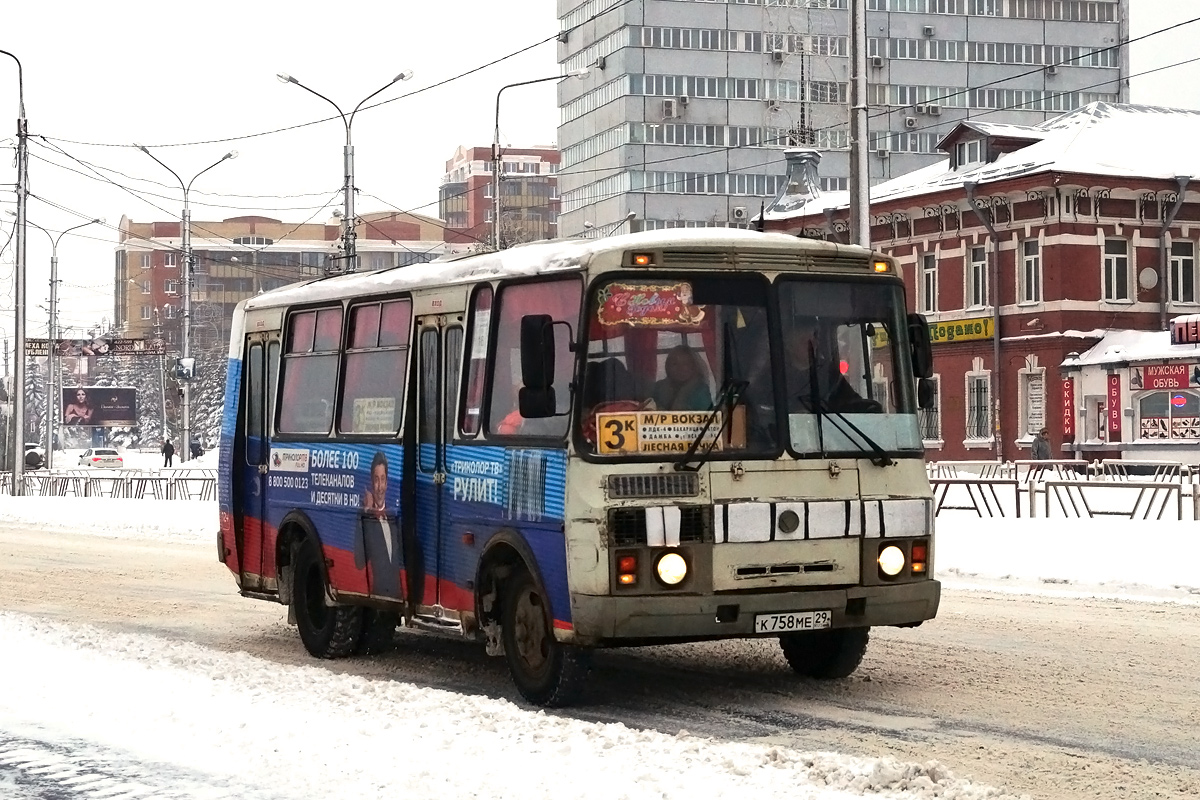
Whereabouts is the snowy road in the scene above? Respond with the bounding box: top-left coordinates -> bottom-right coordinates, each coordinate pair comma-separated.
1,521 -> 1197,800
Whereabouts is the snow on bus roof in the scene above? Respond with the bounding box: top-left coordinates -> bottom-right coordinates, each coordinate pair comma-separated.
243,228 -> 869,310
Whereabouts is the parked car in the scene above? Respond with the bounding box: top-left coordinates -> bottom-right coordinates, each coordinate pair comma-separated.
24,443 -> 45,470
78,448 -> 124,468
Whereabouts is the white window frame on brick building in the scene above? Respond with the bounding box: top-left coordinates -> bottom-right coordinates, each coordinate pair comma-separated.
919,374 -> 942,449
966,244 -> 988,309
140,305 -> 151,320
919,252 -> 938,314
1103,238 -> 1131,302
964,357 -> 994,448
1170,240 -> 1197,305
1017,354 -> 1046,448
164,252 -> 177,268
1019,238 -> 1041,304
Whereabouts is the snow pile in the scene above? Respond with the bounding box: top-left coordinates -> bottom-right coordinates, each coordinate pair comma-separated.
0,612 -> 1024,800
0,497 -> 216,542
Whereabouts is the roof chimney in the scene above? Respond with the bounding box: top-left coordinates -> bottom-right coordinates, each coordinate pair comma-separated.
765,148 -> 823,216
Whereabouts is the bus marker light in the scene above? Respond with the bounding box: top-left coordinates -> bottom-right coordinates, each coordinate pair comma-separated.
655,552 -> 688,585
911,540 -> 928,573
618,555 -> 637,573
873,261 -> 890,273
632,253 -> 654,266
878,545 -> 905,577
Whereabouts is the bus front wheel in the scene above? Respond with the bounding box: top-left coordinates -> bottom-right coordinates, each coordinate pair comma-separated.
779,627 -> 870,679
501,570 -> 588,707
292,538 -> 363,659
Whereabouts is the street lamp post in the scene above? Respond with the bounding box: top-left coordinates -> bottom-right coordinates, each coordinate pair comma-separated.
135,145 -> 237,464
491,69 -> 588,251
25,217 -> 102,468
2,48 -> 28,494
277,70 -> 413,274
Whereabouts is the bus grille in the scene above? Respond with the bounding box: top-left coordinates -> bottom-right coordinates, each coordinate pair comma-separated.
607,473 -> 699,499
608,506 -> 710,546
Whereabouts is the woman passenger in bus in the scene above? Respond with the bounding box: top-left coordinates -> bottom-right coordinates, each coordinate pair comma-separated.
650,345 -> 713,411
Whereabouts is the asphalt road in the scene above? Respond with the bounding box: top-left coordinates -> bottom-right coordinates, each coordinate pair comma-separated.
1,524 -> 1197,800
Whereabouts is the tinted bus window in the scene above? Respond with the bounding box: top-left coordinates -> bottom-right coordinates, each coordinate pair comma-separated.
459,285 -> 493,437
279,307 -> 343,435
488,278 -> 581,438
339,299 -> 411,434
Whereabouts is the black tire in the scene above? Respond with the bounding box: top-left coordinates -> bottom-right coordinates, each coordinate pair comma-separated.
292,538 -> 363,659
779,627 -> 870,679
501,569 -> 589,707
354,609 -> 399,656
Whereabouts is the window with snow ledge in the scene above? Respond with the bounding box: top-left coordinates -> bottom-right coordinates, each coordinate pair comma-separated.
954,139 -> 983,170
1103,238 -> 1131,303
964,358 -> 993,447
919,374 -> 942,449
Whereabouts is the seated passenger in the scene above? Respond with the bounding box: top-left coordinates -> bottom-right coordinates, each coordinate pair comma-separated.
651,345 -> 713,411
784,323 -> 881,414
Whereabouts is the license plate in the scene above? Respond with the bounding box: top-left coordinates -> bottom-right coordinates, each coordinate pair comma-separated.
754,610 -> 832,634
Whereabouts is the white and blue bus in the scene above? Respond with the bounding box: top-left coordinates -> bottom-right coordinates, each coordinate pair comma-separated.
218,228 -> 940,706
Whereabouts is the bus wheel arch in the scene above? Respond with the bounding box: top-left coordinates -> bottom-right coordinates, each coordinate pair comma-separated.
475,533 -> 541,650
275,510 -> 322,607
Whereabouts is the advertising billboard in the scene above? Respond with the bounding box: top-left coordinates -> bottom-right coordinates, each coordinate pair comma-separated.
28,337 -> 165,357
61,386 -> 138,427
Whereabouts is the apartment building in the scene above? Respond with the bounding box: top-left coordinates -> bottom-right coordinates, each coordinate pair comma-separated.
114,212 -> 450,347
438,145 -> 561,249
556,0 -> 1128,237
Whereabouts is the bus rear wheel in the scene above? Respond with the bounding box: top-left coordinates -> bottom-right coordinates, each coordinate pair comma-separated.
779,627 -> 870,679
501,570 -> 588,707
292,538 -> 363,659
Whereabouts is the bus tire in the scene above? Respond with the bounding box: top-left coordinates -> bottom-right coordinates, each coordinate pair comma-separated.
355,610 -> 398,656
779,626 -> 870,679
501,569 -> 588,707
292,538 -> 363,659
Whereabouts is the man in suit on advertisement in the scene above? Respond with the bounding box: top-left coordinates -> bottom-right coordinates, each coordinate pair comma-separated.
354,451 -> 402,599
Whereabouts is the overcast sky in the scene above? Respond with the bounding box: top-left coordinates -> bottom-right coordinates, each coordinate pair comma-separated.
0,0 -> 1195,338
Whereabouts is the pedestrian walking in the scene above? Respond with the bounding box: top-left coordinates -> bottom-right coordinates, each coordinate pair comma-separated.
1031,427 -> 1052,460
161,439 -> 175,468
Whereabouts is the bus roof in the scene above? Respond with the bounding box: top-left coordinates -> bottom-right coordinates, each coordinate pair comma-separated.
242,228 -> 875,311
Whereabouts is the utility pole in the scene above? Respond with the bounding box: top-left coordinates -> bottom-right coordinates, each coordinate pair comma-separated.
2,48 -> 28,494
154,309 -> 167,443
848,0 -> 870,249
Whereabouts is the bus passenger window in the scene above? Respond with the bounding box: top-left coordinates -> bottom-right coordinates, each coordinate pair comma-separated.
339,299 -> 412,434
459,285 -> 493,437
487,278 -> 581,438
279,307 -> 343,435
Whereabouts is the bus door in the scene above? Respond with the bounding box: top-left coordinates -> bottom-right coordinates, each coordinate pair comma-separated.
239,333 -> 278,588
414,316 -> 467,619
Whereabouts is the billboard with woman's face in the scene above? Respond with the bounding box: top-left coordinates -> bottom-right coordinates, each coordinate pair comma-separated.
62,386 -> 138,426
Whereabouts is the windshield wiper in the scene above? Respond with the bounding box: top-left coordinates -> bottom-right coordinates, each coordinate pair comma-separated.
673,378 -> 748,472
804,349 -> 893,468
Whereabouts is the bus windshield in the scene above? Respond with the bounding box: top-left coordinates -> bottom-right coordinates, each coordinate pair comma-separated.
776,278 -> 922,456
579,274 -> 777,458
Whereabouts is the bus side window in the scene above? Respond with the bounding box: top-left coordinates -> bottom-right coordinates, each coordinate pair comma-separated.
459,285 -> 493,437
279,307 -> 343,435
445,327 -> 464,442
487,278 -> 581,438
339,299 -> 411,434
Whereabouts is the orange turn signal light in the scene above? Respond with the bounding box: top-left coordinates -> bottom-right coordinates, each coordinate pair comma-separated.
632,253 -> 654,267
911,540 -> 928,573
873,261 -> 890,273
618,573 -> 637,585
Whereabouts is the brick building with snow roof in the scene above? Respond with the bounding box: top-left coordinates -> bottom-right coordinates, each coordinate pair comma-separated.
761,102 -> 1200,463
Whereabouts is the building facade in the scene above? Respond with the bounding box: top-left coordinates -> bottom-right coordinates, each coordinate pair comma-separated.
556,0 -> 1127,238
438,145 -> 561,249
114,212 -> 450,348
763,103 -> 1200,463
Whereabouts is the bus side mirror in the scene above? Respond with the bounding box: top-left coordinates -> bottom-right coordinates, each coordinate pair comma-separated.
907,313 -> 933,378
917,378 -> 936,410
519,314 -> 556,418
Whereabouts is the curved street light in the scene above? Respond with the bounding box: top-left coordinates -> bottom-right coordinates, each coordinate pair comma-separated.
277,70 -> 413,273
24,216 -> 103,468
134,146 -> 237,464
491,68 -> 589,251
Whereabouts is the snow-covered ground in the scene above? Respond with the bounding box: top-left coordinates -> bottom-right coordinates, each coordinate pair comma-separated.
3,482 -> 1195,799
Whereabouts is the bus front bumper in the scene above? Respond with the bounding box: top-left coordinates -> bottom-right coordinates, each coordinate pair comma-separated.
566,579 -> 940,644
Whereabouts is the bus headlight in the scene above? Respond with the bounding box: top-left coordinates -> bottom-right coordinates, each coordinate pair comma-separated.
878,545 -> 905,577
655,552 -> 688,585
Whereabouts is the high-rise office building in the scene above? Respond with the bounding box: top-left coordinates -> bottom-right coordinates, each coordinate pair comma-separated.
556,0 -> 1128,236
